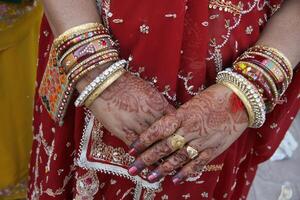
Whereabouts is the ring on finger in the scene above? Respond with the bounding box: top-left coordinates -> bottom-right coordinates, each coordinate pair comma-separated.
186,145 -> 199,160
169,134 -> 186,150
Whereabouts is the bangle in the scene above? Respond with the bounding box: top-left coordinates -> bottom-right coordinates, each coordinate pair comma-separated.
249,45 -> 293,83
59,34 -> 108,65
236,61 -> 279,104
56,29 -> 107,57
75,59 -> 127,107
233,62 -> 274,102
216,70 -> 266,128
220,82 -> 254,125
53,23 -> 106,49
84,68 -> 126,107
70,56 -> 119,82
67,49 -> 118,80
233,62 -> 276,112
240,51 -> 288,95
69,54 -> 119,83
61,36 -> 115,72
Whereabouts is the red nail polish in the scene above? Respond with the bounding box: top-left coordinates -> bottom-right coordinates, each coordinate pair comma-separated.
129,148 -> 136,156
128,166 -> 138,176
172,177 -> 181,185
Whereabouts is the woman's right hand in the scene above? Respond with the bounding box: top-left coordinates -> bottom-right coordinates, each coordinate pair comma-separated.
77,70 -> 175,146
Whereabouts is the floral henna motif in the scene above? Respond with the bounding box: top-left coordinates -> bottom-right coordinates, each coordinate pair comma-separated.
101,72 -> 170,116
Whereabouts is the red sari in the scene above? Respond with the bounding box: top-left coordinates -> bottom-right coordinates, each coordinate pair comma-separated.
28,0 -> 300,199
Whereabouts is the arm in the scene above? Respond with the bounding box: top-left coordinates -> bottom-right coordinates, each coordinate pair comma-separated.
41,0 -> 100,36
257,0 -> 300,68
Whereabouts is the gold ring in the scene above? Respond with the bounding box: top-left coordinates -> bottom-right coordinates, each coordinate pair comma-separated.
169,134 -> 186,150
186,146 -> 199,159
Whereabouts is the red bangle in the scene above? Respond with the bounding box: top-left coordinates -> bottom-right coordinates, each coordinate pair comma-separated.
238,52 -> 288,95
233,62 -> 277,112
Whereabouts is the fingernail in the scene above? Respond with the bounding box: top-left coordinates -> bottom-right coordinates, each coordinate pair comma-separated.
128,148 -> 137,156
148,172 -> 159,182
172,177 -> 182,185
128,160 -> 146,176
128,166 -> 138,176
130,140 -> 145,154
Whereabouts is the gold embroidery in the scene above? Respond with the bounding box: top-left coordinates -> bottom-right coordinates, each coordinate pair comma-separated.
209,0 -> 243,16
91,121 -> 135,166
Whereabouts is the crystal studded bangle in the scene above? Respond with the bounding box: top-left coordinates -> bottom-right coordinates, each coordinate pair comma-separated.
216,70 -> 266,128
75,59 -> 127,107
84,68 -> 126,107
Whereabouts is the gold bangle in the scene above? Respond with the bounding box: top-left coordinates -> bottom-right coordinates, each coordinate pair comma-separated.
219,82 -> 254,127
53,23 -> 104,47
84,68 -> 126,107
216,70 -> 266,128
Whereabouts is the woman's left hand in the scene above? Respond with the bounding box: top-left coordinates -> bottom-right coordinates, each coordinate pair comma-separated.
127,84 -> 249,184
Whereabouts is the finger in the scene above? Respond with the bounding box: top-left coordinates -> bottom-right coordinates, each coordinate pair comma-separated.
164,104 -> 176,115
146,139 -> 207,182
172,148 -> 215,185
128,130 -> 193,176
121,127 -> 139,145
129,113 -> 181,155
128,132 -> 186,176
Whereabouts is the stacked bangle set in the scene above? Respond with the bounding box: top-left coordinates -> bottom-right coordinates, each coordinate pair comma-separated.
217,45 -> 293,128
39,23 -> 126,125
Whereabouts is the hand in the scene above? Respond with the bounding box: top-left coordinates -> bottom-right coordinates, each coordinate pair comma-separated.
127,84 -> 248,183
77,68 -> 175,146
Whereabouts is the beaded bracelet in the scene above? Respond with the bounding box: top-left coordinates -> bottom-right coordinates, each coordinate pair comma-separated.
75,59 -> 127,107
216,70 -> 266,128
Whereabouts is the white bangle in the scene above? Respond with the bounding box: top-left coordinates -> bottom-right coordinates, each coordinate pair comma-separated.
74,59 -> 127,107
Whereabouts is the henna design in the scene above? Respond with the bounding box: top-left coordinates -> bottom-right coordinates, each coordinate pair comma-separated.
101,72 -> 169,115
78,69 -> 174,147
129,84 -> 248,181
